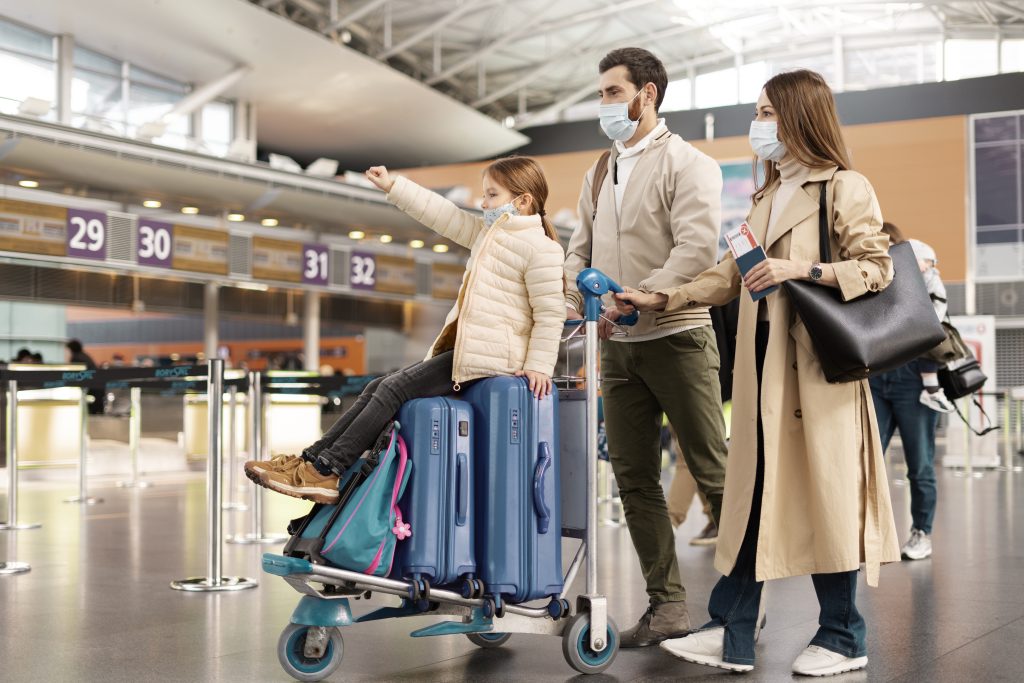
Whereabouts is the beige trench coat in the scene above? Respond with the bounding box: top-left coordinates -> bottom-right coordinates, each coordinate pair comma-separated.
656,165 -> 901,586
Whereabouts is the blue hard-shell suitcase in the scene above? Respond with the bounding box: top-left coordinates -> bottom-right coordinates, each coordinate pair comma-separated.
394,397 -> 476,589
463,376 -> 563,604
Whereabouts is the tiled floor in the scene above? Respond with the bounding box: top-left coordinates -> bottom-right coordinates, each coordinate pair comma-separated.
3,457 -> 1024,682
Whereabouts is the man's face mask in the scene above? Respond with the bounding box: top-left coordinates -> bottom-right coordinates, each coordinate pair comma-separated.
599,88 -> 649,142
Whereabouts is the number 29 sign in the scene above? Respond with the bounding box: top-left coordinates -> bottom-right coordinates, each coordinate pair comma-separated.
66,209 -> 107,260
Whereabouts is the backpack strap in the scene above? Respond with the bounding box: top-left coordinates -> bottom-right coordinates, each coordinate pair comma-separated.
591,150 -> 611,221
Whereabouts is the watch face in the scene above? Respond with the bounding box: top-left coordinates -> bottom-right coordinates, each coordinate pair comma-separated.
810,265 -> 823,281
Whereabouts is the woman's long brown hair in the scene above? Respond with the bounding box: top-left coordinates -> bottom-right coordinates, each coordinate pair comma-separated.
755,69 -> 851,200
482,156 -> 560,244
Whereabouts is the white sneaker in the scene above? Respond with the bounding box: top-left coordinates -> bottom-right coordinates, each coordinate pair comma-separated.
660,627 -> 754,673
901,528 -> 933,560
919,388 -> 955,413
792,645 -> 867,676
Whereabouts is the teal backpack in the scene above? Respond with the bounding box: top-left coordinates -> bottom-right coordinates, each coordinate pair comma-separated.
296,426 -> 413,576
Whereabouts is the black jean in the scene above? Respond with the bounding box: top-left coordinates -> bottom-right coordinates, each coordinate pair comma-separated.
707,322 -> 866,665
304,351 -> 464,475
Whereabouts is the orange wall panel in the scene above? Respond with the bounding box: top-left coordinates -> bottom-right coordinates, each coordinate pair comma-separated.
398,115 -> 967,281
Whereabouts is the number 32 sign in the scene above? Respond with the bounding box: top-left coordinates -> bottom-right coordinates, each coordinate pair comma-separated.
349,251 -> 377,290
66,209 -> 107,260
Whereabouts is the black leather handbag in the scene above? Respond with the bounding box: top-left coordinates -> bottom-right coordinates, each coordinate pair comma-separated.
939,358 -> 987,400
782,183 -> 946,383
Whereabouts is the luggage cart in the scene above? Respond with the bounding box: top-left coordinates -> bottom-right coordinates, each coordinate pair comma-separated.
261,268 -> 636,680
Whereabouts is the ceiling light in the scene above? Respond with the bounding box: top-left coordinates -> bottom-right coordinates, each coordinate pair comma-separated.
409,239 -> 425,249
17,179 -> 39,188
348,230 -> 365,240
181,206 -> 199,215
503,116 -> 516,128
432,244 -> 449,253
379,234 -> 393,244
340,30 -> 353,44
236,281 -> 269,291
227,213 -> 245,222
261,218 -> 279,227
143,200 -> 162,208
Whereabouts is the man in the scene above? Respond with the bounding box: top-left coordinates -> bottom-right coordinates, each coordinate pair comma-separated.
564,47 -> 728,648
66,339 -> 104,415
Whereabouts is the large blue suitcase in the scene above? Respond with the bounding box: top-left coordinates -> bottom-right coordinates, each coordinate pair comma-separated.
463,376 -> 563,604
394,397 -> 476,589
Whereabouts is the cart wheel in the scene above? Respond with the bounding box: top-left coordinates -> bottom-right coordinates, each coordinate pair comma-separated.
561,613 -> 619,675
466,632 -> 512,648
494,595 -> 506,619
277,624 -> 344,682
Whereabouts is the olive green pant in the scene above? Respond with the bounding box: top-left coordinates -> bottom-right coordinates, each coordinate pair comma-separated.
601,327 -> 728,603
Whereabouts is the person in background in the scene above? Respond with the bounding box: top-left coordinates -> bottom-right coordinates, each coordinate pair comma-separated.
66,339 -> 104,415
617,69 -> 901,677
869,225 -> 949,562
563,46 -> 728,649
13,348 -> 34,364
245,157 -> 565,505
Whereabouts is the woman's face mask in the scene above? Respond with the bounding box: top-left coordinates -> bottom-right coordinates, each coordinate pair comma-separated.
749,120 -> 787,162
599,89 -> 647,142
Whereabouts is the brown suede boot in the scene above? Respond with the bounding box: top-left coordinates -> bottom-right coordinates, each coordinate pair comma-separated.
619,600 -> 692,648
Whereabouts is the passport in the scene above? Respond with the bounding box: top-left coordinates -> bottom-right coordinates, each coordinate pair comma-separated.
725,223 -> 777,302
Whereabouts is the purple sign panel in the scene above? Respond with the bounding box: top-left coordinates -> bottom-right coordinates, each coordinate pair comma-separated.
349,250 -> 377,291
66,208 -> 107,260
137,220 -> 174,268
302,243 -> 329,286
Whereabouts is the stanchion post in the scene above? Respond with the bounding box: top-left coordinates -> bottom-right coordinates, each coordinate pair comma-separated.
222,385 -> 246,511
0,378 -> 32,574
65,390 -> 102,505
118,387 -> 151,488
228,371 -> 287,545
171,358 -> 256,592
0,380 -> 40,532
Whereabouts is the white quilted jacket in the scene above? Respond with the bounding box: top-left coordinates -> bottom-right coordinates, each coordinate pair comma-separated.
387,176 -> 566,387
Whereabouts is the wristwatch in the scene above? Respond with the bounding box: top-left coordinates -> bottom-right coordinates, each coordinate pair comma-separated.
808,263 -> 823,282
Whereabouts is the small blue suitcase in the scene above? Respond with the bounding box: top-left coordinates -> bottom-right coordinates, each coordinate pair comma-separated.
394,397 -> 476,590
463,376 -> 563,605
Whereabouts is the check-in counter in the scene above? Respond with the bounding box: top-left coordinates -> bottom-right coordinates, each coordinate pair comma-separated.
1,364 -> 88,469
183,371 -> 322,461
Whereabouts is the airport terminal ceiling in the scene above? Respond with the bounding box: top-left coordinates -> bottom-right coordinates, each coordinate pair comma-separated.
253,0 -> 1024,131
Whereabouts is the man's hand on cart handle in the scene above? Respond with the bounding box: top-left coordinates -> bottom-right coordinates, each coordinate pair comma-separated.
515,370 -> 553,398
615,287 -> 668,313
598,308 -> 621,340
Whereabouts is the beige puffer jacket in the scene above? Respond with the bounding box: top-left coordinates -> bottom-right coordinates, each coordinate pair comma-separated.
387,176 -> 566,387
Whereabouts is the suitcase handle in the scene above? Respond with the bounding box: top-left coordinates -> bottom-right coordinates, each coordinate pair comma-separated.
533,442 -> 553,535
456,452 -> 469,527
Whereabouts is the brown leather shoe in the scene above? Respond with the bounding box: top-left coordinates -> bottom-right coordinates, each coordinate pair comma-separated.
243,454 -> 302,485
619,600 -> 692,648
261,461 -> 340,505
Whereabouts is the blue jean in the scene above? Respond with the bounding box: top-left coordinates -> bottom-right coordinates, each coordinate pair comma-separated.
869,362 -> 940,534
708,323 -> 867,665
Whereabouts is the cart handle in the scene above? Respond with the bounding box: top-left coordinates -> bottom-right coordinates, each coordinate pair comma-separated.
575,268 -> 639,326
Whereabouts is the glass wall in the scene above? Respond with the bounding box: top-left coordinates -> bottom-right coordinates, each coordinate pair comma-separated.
1,16 -> 236,157
0,18 -> 56,118
972,113 -> 1024,280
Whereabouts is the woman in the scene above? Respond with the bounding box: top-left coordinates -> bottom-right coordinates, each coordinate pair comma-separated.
245,157 -> 566,504
616,70 -> 900,677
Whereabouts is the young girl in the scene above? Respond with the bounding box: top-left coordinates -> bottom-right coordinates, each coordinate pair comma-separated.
245,157 -> 566,504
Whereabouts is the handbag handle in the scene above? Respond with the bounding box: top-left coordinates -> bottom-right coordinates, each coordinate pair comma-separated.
817,182 -> 833,264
